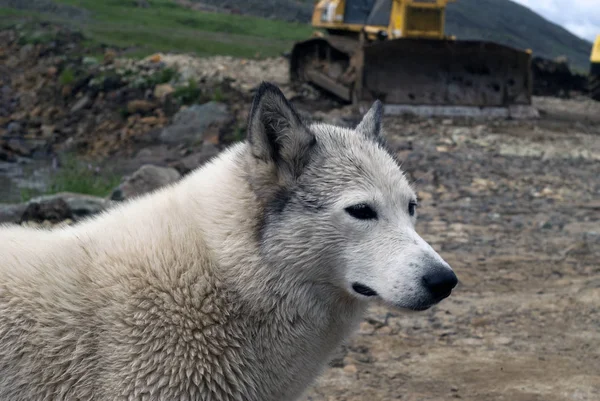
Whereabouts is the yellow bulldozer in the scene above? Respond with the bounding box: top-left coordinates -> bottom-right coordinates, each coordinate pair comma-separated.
290,0 -> 534,116
590,34 -> 600,101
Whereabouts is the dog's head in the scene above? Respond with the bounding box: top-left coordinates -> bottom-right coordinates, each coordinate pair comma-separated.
246,82 -> 457,311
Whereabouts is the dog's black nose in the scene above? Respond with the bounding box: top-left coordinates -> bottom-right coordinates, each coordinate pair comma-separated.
422,267 -> 458,300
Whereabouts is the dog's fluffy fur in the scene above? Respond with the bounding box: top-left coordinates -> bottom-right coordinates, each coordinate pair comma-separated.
0,82 -> 456,401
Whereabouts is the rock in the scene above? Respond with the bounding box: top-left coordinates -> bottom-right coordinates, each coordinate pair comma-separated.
343,364 -> 358,375
170,144 -> 220,176
40,124 -> 55,137
0,203 -> 28,224
127,99 -> 155,115
0,149 -> 16,162
358,321 -> 375,335
103,49 -> 117,64
100,74 -> 124,92
20,197 -> 73,224
154,83 -> 174,99
70,95 -> 91,113
139,116 -> 159,125
6,138 -> 33,157
27,193 -> 114,221
19,44 -> 35,62
111,164 -> 181,201
159,102 -> 231,145
82,56 -> 99,66
46,66 -> 58,77
7,121 -> 22,134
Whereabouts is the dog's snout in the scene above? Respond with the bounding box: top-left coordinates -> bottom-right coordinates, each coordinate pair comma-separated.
422,266 -> 458,300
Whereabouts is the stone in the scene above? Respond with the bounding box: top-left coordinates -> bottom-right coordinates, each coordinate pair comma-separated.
82,56 -> 99,66
40,124 -> 55,137
20,197 -> 73,224
377,326 -> 393,335
70,95 -> 91,113
159,102 -> 231,145
0,203 -> 28,224
46,66 -> 58,77
7,121 -> 21,134
27,193 -> 114,221
127,99 -> 155,115
6,138 -> 33,157
170,144 -> 220,176
0,149 -> 16,162
154,83 -> 175,99
111,164 -> 181,201
343,364 -> 358,375
358,321 -> 375,335
103,49 -> 117,64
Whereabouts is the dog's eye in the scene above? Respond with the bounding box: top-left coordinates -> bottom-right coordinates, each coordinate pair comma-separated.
408,201 -> 417,217
345,204 -> 378,220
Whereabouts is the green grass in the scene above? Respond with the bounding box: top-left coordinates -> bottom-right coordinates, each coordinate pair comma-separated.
173,78 -> 202,105
20,155 -> 121,202
51,0 -> 313,58
0,7 -> 33,18
59,67 -> 76,85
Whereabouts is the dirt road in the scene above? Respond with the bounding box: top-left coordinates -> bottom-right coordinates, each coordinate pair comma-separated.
303,98 -> 600,401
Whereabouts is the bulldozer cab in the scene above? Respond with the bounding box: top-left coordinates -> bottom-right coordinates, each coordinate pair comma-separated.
366,0 -> 393,26
344,0 -> 392,26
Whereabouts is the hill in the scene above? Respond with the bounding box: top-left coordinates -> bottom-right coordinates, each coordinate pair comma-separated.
185,0 -> 593,71
0,0 -> 313,59
0,0 -> 593,71
445,0 -> 593,72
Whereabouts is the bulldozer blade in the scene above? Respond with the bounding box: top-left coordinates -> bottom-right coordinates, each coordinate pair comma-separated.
357,38 -> 533,108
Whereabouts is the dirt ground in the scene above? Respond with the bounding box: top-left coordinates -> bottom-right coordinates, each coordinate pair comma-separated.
302,98 -> 600,401
1,21 -> 599,400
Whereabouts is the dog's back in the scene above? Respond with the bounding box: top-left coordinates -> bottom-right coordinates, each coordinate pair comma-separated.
0,82 -> 456,401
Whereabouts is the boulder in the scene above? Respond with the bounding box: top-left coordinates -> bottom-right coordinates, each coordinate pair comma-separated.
20,197 -> 73,224
111,164 -> 181,201
27,192 -> 114,221
0,203 -> 28,224
159,102 -> 231,145
170,144 -> 220,176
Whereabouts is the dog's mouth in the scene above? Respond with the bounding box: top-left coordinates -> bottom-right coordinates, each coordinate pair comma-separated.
435,289 -> 453,302
352,282 -> 378,297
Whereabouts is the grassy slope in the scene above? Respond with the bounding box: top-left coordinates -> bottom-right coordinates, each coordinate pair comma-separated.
2,0 -> 313,59
1,0 -> 593,68
446,0 -> 593,72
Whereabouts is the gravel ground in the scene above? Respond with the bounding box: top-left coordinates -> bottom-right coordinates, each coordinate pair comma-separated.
301,101 -> 600,401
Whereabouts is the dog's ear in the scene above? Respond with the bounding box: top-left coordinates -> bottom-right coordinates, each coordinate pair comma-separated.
247,82 -> 315,180
356,100 -> 383,140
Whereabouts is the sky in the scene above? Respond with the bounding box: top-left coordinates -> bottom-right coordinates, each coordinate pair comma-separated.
512,0 -> 599,43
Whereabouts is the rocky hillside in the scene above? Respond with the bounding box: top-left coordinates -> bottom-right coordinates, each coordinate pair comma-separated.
186,0 -> 593,71
0,21 -> 339,204
446,0 -> 593,72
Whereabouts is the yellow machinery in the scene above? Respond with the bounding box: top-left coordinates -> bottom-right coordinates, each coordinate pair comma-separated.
290,0 -> 533,112
590,34 -> 600,101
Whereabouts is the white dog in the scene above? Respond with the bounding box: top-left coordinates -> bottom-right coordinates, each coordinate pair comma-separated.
0,82 -> 457,401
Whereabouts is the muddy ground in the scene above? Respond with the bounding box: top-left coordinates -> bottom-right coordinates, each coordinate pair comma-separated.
303,100 -> 600,401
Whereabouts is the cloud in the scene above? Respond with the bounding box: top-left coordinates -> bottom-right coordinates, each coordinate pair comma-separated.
512,0 -> 599,42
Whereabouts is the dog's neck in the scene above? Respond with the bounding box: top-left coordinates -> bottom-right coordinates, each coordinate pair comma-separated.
178,142 -> 367,400
182,143 -> 362,310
